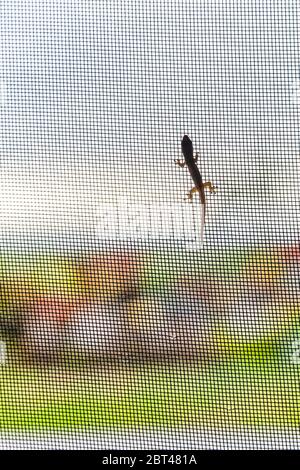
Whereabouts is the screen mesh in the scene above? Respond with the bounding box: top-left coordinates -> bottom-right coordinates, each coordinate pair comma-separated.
0,0 -> 300,450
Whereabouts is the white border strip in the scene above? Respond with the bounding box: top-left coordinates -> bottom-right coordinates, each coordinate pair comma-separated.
1,430 -> 300,450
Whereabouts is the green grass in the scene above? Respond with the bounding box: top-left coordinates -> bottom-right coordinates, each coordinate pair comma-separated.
1,350 -> 300,431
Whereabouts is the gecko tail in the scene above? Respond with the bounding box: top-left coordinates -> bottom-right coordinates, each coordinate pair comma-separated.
200,202 -> 206,245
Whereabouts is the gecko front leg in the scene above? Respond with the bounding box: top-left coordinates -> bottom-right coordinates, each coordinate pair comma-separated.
174,159 -> 186,168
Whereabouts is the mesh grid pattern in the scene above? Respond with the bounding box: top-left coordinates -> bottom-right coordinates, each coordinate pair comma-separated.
0,0 -> 300,450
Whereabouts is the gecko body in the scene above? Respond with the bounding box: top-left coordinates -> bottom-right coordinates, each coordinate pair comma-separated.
175,135 -> 216,242
181,135 -> 206,205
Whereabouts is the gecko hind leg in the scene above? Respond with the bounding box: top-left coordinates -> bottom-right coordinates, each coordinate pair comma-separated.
185,186 -> 199,202
203,181 -> 217,193
194,152 -> 199,163
174,159 -> 186,168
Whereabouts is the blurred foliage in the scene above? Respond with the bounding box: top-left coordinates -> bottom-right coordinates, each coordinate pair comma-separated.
0,245 -> 299,339
0,245 -> 289,301
76,251 -> 144,301
0,252 -> 80,297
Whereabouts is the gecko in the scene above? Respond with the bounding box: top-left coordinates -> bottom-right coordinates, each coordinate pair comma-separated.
175,135 -> 217,243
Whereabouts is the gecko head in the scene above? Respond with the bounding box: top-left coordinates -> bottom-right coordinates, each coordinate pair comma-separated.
182,135 -> 191,143
181,135 -> 193,155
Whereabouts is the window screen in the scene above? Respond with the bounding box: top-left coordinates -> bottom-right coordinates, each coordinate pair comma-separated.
0,0 -> 300,450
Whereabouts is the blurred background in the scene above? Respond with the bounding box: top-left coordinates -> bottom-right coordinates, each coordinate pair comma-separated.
0,0 -> 300,447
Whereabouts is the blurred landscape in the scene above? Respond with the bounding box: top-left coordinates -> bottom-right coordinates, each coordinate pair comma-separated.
0,0 -> 300,437
1,243 -> 300,430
